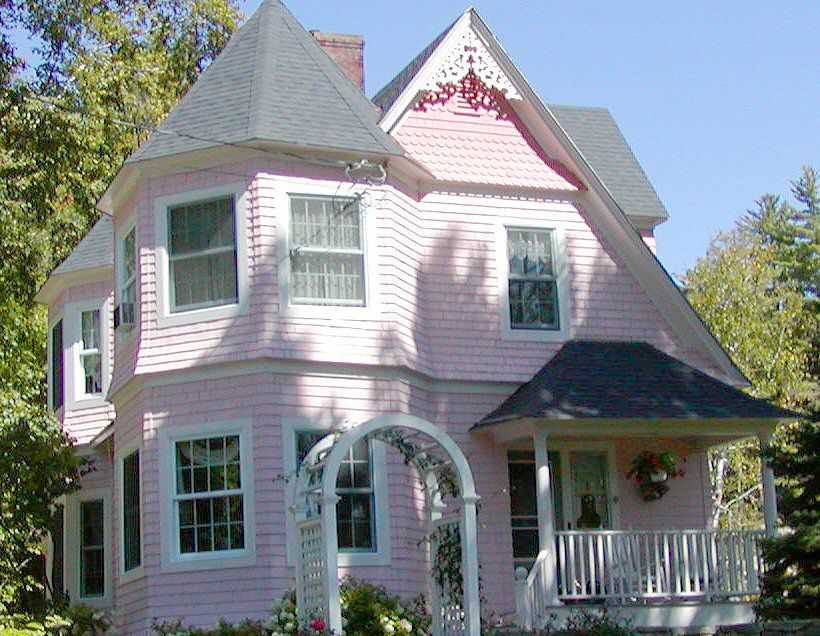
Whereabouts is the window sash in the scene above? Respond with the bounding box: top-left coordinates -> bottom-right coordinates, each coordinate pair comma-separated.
295,431 -> 376,551
122,451 -> 141,572
79,500 -> 104,598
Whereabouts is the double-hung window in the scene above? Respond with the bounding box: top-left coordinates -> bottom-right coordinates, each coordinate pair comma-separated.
506,228 -> 560,330
295,432 -> 375,551
50,320 -> 64,410
174,435 -> 245,554
79,310 -> 102,396
79,500 -> 104,598
289,196 -> 366,306
122,450 -> 141,572
167,197 -> 238,312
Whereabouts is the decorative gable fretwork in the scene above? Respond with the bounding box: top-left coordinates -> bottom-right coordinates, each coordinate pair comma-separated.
414,27 -> 521,116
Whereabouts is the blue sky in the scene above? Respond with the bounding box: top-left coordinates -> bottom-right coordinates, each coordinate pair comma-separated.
11,1 -> 818,277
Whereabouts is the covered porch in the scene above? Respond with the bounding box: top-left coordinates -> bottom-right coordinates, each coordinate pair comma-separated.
473,341 -> 794,629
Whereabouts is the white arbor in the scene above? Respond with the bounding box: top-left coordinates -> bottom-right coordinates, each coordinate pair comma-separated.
291,413 -> 481,636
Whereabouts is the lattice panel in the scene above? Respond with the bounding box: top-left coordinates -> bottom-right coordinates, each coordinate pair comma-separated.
432,517 -> 467,636
296,518 -> 326,623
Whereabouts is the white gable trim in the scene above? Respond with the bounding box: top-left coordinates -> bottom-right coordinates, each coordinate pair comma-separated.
380,10 -> 746,386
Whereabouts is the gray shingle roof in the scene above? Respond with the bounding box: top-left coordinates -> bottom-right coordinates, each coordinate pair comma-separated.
127,0 -> 402,164
547,104 -> 668,220
476,341 -> 795,426
371,19 -> 456,116
372,22 -> 668,222
53,216 -> 113,275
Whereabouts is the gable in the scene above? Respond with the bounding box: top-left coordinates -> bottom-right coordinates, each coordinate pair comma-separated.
394,91 -> 581,190
376,8 -> 746,386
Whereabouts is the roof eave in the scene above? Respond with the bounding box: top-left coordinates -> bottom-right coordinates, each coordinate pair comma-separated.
35,265 -> 114,306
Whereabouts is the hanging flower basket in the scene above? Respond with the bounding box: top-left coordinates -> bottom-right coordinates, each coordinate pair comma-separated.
626,451 -> 685,501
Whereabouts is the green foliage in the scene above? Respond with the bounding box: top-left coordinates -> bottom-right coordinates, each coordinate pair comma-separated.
0,398 -> 85,612
683,166 -> 818,530
0,605 -> 109,635
487,609 -> 635,636
756,419 -> 820,620
0,0 -> 242,615
339,578 -> 429,636
154,581 -> 431,636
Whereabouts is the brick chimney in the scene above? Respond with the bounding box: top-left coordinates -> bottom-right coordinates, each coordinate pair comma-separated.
311,31 -> 364,91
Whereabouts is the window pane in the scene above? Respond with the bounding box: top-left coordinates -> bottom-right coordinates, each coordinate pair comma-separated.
123,228 -> 136,283
507,229 -> 554,277
123,451 -> 141,571
81,310 -> 100,350
290,197 -> 360,249
296,431 -> 326,465
82,353 -> 102,395
169,197 -> 235,255
291,252 -> 364,304
337,493 -> 373,550
171,250 -> 237,310
51,321 -> 63,410
81,500 -> 104,547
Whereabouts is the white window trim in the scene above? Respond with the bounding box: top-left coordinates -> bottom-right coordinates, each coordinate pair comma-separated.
116,437 -> 144,584
282,416 -> 391,567
158,419 -> 256,573
497,223 -> 572,341
115,215 -> 138,341
63,487 -> 113,607
47,310 -> 65,414
276,181 -> 381,319
58,296 -> 111,411
153,183 -> 250,328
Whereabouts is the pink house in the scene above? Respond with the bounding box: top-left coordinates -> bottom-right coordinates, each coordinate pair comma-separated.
36,2 -> 793,633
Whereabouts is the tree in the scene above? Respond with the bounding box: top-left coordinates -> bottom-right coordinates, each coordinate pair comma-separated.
685,229 -> 810,528
0,0 -> 241,613
756,420 -> 820,619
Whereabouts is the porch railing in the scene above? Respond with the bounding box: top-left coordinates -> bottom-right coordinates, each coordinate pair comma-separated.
554,529 -> 765,602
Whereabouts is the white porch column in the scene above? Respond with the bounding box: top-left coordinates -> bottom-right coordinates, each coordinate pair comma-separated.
533,428 -> 561,605
758,433 -> 779,538
460,494 -> 482,636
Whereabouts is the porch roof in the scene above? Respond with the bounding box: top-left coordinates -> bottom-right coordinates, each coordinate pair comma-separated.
475,340 -> 797,427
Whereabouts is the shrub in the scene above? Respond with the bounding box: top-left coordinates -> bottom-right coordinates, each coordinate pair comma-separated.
339,578 -> 429,636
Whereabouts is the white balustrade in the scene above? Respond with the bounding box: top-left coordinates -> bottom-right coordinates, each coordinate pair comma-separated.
553,529 -> 765,602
